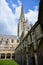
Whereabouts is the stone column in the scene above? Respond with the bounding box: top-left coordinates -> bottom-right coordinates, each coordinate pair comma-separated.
33,31 -> 38,65
26,45 -> 29,65
0,53 -> 1,59
26,54 -> 28,65
5,54 -> 6,59
34,53 -> 38,65
11,53 -> 12,59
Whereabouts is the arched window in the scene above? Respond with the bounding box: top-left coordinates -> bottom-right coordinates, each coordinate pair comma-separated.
11,39 -> 14,43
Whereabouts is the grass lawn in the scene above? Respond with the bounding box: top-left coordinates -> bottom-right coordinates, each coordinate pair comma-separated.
0,60 -> 19,65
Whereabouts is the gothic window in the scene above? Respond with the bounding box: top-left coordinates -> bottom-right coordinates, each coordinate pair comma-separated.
5,41 -> 8,44
4,46 -> 9,48
7,39 -> 8,40
0,41 -> 2,44
1,38 -> 3,41
30,33 -> 32,42
17,39 -> 19,43
11,39 -> 14,43
10,45 -> 14,48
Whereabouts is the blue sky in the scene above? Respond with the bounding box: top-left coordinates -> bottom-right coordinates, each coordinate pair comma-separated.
0,0 -> 40,35
6,0 -> 40,13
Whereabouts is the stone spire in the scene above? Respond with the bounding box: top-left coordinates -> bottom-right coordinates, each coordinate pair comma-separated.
18,5 -> 25,38
20,5 -> 25,22
18,5 -> 31,38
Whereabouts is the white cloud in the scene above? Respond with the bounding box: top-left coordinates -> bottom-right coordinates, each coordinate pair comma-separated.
12,4 -> 17,8
17,0 -> 22,6
25,7 -> 38,24
15,6 -> 21,19
0,0 -> 21,35
0,0 -> 38,35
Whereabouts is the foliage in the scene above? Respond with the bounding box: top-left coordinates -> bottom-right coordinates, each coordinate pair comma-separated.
0,60 -> 19,65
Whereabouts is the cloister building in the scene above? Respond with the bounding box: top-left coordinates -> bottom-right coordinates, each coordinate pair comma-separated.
0,35 -> 19,59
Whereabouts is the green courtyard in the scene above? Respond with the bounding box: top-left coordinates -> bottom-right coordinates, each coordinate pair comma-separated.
0,60 -> 19,65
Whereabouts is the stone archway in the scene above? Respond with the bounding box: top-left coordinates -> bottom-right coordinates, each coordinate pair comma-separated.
12,53 -> 15,59
1,53 -> 5,59
6,53 -> 11,59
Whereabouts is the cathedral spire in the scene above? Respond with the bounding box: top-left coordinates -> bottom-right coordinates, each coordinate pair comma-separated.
20,5 -> 25,21
18,5 -> 31,38
21,5 -> 24,15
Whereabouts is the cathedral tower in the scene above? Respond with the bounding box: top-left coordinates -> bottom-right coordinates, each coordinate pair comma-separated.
18,5 -> 31,38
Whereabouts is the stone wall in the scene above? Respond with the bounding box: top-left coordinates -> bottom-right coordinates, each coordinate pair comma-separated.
15,0 -> 43,65
15,21 -> 43,65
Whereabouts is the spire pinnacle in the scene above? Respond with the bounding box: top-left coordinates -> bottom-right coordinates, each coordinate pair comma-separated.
20,5 -> 25,19
21,5 -> 24,14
